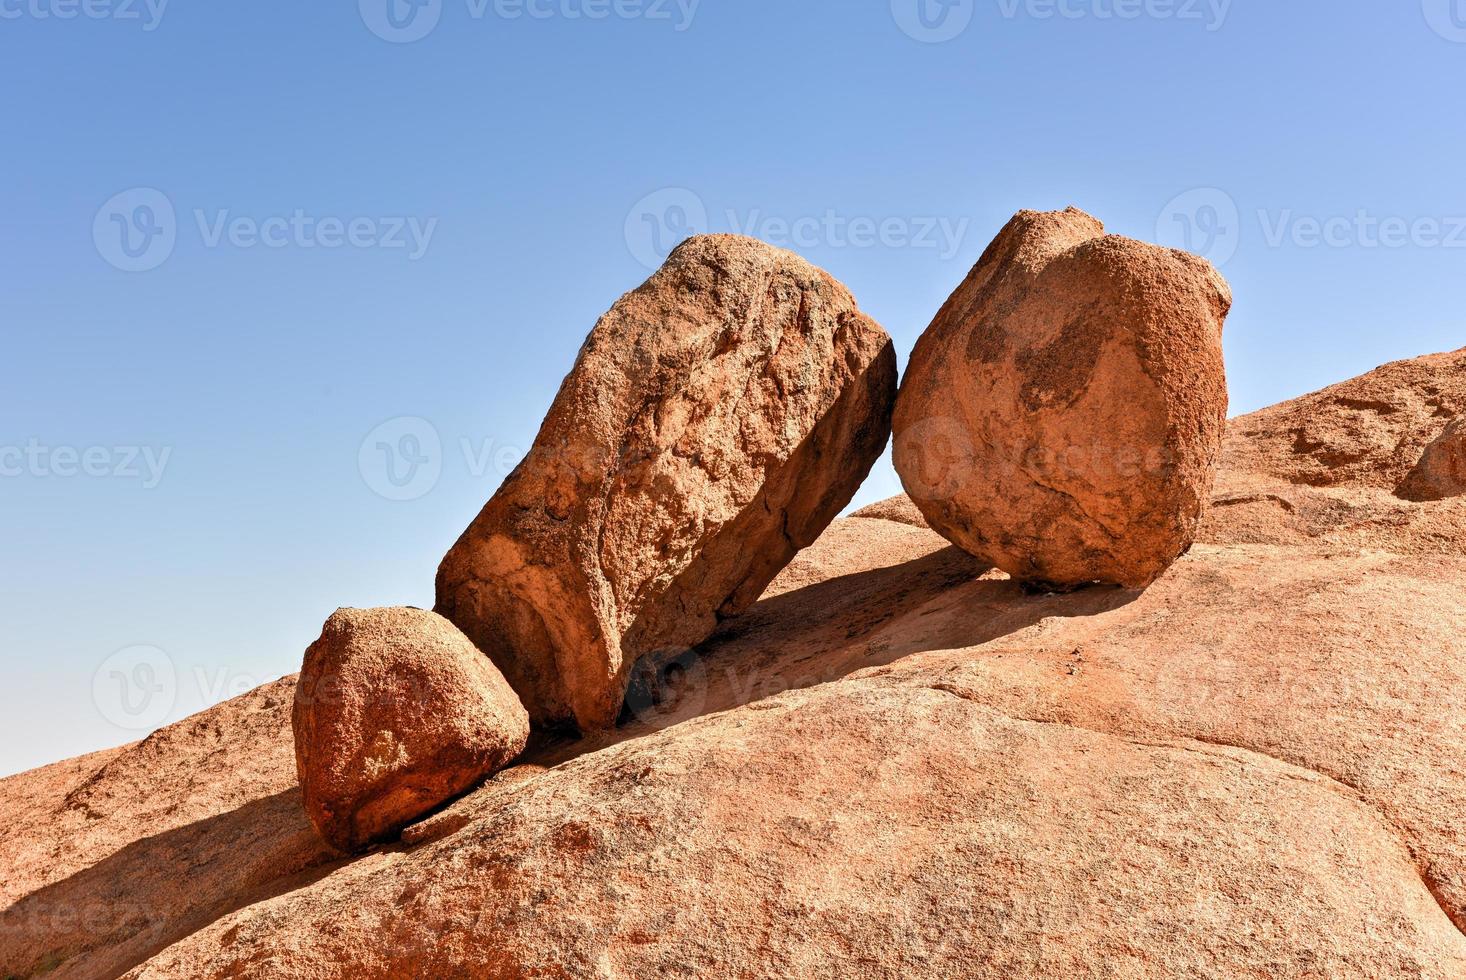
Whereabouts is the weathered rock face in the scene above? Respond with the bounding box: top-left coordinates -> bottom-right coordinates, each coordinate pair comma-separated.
1201,346 -> 1466,555
1221,345 -> 1466,492
436,234 -> 897,731
13,348 -> 1466,978
293,607 -> 529,852
849,492 -> 930,529
19,352 -> 1466,980
1397,418 -> 1466,502
0,677 -> 330,980
892,207 -> 1231,589
128,673 -> 1466,980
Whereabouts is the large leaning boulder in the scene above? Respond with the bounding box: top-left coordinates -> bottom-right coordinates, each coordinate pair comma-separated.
437,234 -> 897,731
293,607 -> 529,852
893,207 -> 1231,589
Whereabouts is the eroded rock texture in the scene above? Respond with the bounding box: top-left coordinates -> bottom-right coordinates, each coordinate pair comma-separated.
1399,418 -> 1466,501
893,207 -> 1231,588
1203,346 -> 1466,552
129,676 -> 1466,980
436,234 -> 897,731
1222,346 -> 1466,492
17,337 -> 1466,980
293,607 -> 528,852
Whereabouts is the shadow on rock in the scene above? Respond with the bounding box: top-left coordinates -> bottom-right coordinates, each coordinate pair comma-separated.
537,542 -> 1140,767
0,788 -> 339,980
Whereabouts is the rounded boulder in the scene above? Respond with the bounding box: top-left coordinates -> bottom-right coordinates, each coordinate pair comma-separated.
293,607 -> 530,852
893,207 -> 1231,589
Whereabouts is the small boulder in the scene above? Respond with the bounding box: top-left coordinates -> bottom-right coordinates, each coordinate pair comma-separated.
1398,418 -> 1466,502
893,207 -> 1231,589
293,607 -> 529,852
436,234 -> 897,731
849,494 -> 930,530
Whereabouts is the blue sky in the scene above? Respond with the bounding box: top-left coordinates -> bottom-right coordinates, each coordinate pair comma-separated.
3,1 -> 1464,775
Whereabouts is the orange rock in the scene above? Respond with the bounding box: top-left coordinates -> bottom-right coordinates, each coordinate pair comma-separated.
293,607 -> 528,852
0,677 -> 329,980
126,672 -> 1466,980
1398,419 -> 1466,502
436,234 -> 897,731
893,207 -> 1231,589
849,492 -> 929,529
1221,345 -> 1466,492
16,351 -> 1466,980
1201,346 -> 1466,554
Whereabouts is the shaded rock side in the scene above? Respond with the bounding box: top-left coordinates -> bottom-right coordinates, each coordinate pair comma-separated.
1398,417 -> 1466,501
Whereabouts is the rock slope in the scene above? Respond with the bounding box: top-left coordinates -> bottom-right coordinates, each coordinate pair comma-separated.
1202,345 -> 1466,555
5,349 -> 1466,978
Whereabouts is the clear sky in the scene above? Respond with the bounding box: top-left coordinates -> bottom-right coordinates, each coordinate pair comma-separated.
3,1 -> 1464,776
